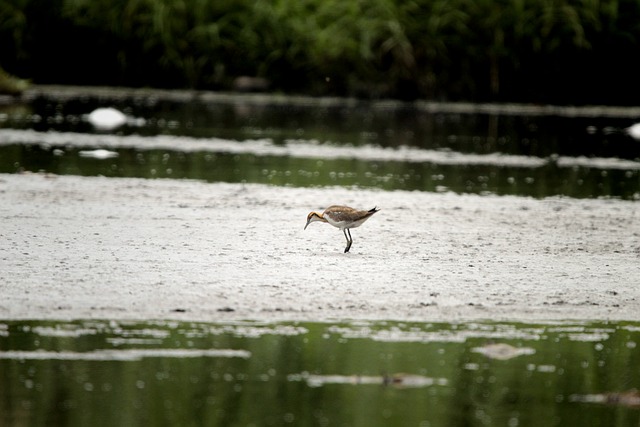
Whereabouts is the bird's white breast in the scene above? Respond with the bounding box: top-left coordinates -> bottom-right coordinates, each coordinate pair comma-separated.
324,215 -> 347,229
324,214 -> 367,229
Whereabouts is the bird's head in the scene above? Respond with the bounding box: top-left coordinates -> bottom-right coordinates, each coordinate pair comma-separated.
304,211 -> 323,230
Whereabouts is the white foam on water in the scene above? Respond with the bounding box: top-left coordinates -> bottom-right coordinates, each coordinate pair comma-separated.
0,348 -> 251,361
3,129 -> 638,170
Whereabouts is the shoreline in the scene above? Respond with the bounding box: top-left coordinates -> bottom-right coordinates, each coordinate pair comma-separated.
1,173 -> 639,324
5,84 -> 640,118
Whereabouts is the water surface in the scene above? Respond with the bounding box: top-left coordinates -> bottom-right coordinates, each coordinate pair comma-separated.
1,91 -> 639,199
1,319 -> 639,427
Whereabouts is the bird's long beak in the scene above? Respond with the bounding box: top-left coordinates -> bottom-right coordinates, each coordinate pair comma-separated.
304,220 -> 310,230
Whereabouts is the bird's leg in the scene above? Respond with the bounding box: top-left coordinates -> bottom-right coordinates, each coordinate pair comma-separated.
343,228 -> 352,253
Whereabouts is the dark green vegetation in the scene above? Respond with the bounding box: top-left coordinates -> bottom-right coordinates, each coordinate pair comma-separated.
1,0 -> 640,103
0,66 -> 29,94
1,320 -> 640,426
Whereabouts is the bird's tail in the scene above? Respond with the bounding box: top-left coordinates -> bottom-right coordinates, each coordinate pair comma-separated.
369,206 -> 380,213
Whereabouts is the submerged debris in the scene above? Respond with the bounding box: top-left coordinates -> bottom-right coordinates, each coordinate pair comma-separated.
471,343 -> 536,360
571,390 -> 640,408
288,372 -> 448,388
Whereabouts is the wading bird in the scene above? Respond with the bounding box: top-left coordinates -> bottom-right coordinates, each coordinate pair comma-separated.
304,205 -> 380,253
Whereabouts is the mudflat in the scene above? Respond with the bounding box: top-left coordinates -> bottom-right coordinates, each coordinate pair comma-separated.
1,173 -> 639,323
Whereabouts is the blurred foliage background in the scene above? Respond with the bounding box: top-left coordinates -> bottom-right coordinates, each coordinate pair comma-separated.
1,0 -> 639,103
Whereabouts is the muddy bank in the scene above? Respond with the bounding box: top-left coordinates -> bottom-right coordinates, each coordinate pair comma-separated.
1,173 -> 639,323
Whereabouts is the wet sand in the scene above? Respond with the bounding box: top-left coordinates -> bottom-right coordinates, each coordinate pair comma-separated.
1,172 -> 639,323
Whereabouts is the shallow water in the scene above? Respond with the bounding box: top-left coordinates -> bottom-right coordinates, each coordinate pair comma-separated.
2,90 -> 639,425
1,90 -> 639,199
1,319 -> 639,427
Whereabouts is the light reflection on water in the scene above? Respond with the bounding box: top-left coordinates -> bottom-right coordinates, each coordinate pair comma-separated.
0,320 -> 639,427
0,92 -> 639,199
2,141 -> 638,199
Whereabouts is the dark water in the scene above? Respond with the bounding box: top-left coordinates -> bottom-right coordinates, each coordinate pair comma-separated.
1,92 -> 640,199
1,320 -> 639,427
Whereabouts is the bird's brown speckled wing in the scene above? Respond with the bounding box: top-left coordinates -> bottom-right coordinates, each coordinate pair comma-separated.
324,205 -> 370,222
